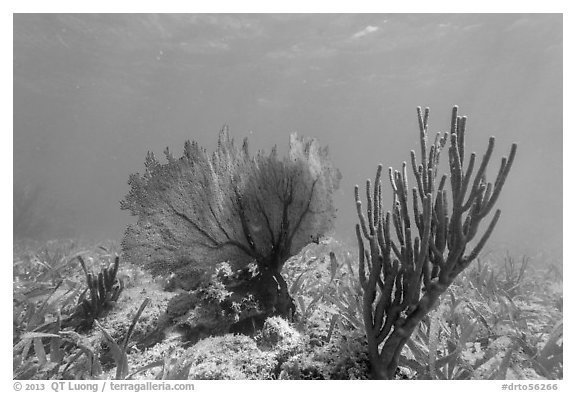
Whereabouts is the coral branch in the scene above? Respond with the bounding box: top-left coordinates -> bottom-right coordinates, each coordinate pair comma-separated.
355,106 -> 516,379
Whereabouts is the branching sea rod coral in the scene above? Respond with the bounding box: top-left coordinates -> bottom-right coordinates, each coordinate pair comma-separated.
355,106 -> 517,379
121,128 -> 341,320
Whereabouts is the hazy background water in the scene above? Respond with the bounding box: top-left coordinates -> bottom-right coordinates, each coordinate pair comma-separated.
13,14 -> 562,262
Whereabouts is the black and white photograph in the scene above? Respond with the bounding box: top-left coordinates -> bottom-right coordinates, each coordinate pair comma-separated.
11,8 -> 564,385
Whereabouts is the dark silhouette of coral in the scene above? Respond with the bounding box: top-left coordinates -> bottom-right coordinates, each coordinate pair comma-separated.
121,128 -> 341,319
